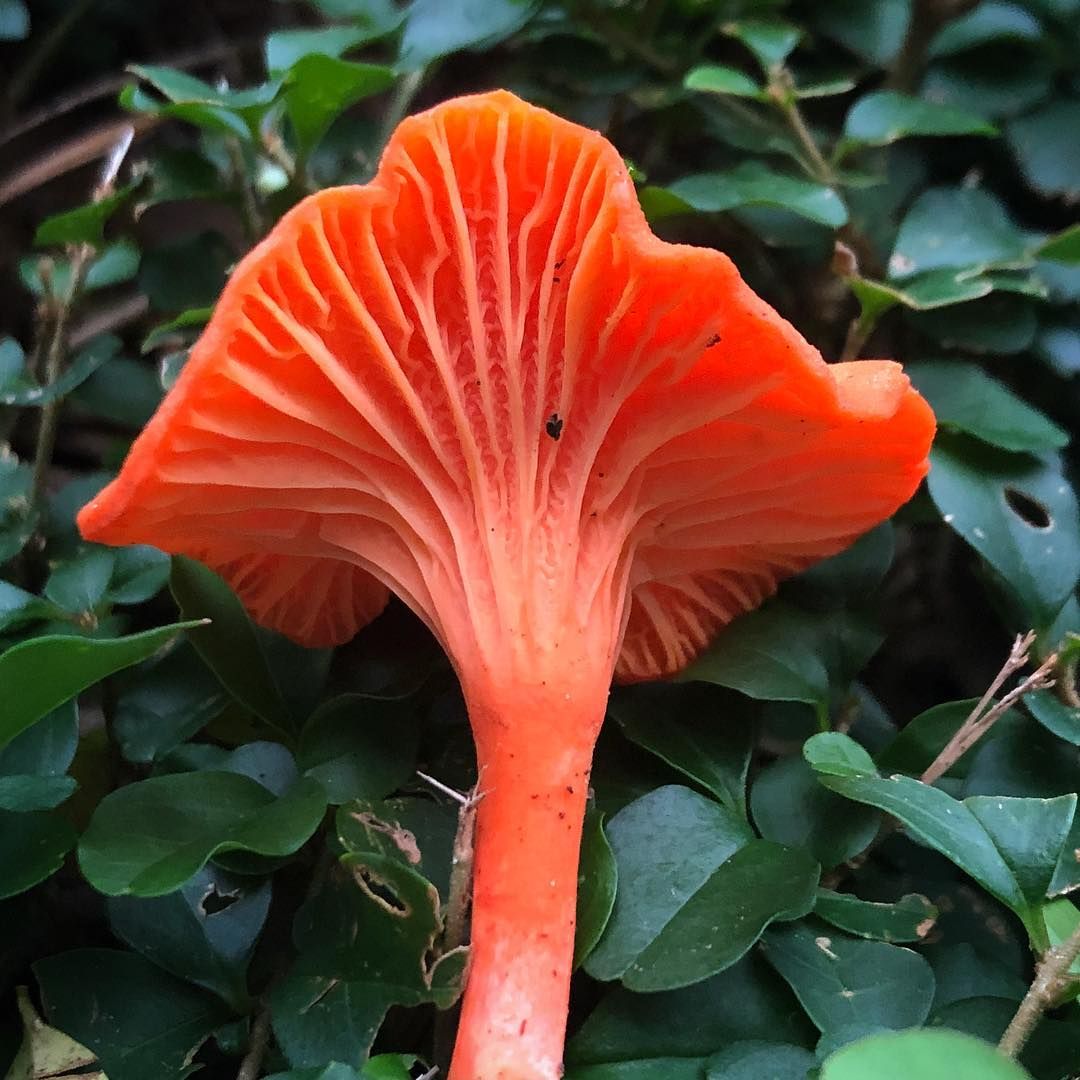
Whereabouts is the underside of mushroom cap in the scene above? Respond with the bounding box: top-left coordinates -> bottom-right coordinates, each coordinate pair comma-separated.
78,89 -> 934,679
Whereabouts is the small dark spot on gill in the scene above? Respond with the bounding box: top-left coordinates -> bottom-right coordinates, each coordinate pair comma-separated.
553,275 -> 561,284
546,413 -> 564,440
1004,486 -> 1052,529
520,1020 -> 528,1036
554,259 -> 565,270
705,333 -> 721,348
566,785 -> 575,794
558,811 -> 566,820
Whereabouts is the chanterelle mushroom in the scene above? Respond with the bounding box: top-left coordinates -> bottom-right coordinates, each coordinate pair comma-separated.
79,90 -> 934,1080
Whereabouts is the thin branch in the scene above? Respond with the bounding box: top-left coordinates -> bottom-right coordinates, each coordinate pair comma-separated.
886,0 -> 980,93
921,633 -> 1057,786
766,72 -> 835,186
1000,918 -> 1080,1058
235,1005 -> 272,1080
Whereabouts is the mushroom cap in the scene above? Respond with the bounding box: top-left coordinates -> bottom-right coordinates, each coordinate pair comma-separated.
79,90 -> 934,681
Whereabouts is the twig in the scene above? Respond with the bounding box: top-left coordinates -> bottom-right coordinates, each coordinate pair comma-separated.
226,139 -> 263,243
999,918 -> 1080,1058
235,1005 -> 272,1080
921,633 -> 1057,786
28,126 -> 133,509
886,0 -> 980,94
766,71 -> 834,186
426,772 -> 484,1076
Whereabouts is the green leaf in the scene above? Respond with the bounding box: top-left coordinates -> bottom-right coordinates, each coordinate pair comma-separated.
1008,99 -> 1080,199
1038,224 -> 1080,265
848,271 -> 994,320
107,865 -> 271,1010
814,890 -> 938,943
876,699 -> 984,776
618,840 -> 819,991
297,694 -> 420,804
722,19 -> 802,70
35,948 -> 230,1080
843,91 -> 995,148
807,749 -> 1027,913
113,642 -> 229,764
813,0 -> 909,65
564,1062 -> 704,1080
820,1027 -> 1033,1079
907,361 -> 1069,453
107,544 -> 172,604
398,0 -> 537,69
283,56 -> 394,159
0,701 -> 77,779
585,786 -> 753,983
0,333 -> 121,407
139,232 -> 231,313
762,922 -> 935,1033
34,185 -> 135,248
1026,690 -> 1080,747
266,20 -> 400,72
272,857 -> 463,1067
576,803 -> 618,968
0,451 -> 36,563
927,438 -> 1080,627
705,1041 -> 816,1079
803,732 -> 877,778
683,65 -> 764,99
912,293 -> 1037,354
266,1067 -> 363,1080
141,306 -> 213,354
0,578 -> 57,633
929,2 -> 1043,56
662,162 -> 848,228
0,620 -> 202,751
78,771 -> 327,896
609,683 -> 754,813
0,775 -> 76,812
568,951 -> 814,1066
19,240 -> 140,297
966,795 -> 1077,907
170,556 -> 291,730
43,547 -> 116,614
0,810 -> 77,899
889,187 -> 1029,280
750,756 -> 881,869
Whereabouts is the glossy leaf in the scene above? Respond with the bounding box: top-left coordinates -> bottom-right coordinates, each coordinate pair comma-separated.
0,810 -> 77,899
1026,690 -> 1080,746
78,771 -> 327,896
814,890 -> 938,943
660,162 -> 848,227
683,65 -> 763,99
908,361 -> 1068,453
723,19 -> 802,70
35,948 -> 229,1080
843,91 -> 995,148
297,694 -> 420,804
107,865 -> 271,1010
762,922 -> 935,1033
34,185 -> 135,248
170,556 -> 291,730
0,621 -> 202,751
283,55 -> 394,158
576,804 -> 618,967
585,786 -> 753,982
398,0 -> 538,69
1007,98 -> 1080,199
889,187 -> 1029,280
608,683 -> 755,813
0,333 -> 120,407
705,1041 -> 816,1079
927,437 -> 1080,627
821,1027 -> 1033,1079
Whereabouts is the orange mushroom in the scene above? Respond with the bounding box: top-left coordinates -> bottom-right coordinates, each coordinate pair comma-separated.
79,91 -> 934,1080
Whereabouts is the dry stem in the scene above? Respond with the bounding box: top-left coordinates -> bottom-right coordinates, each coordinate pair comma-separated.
921,632 -> 1057,786
235,1005 -> 272,1080
999,918 -> 1080,1058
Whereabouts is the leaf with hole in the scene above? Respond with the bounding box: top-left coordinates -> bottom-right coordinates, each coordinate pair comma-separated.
107,865 -> 271,1011
927,436 -> 1080,627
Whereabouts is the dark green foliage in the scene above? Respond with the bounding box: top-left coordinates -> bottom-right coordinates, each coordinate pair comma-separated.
1,0 -> 1078,1077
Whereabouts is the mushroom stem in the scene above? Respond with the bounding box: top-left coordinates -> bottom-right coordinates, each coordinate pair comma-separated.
449,671 -> 610,1080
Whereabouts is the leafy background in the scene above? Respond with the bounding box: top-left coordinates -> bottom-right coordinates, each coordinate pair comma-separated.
0,0 -> 1078,1077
